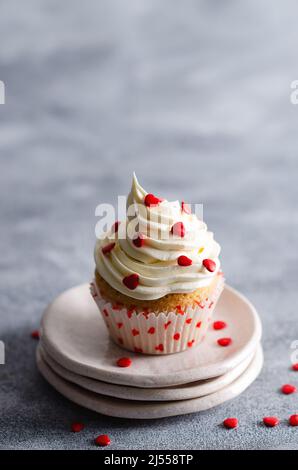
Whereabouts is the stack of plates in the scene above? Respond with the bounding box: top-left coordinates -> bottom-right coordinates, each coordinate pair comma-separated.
37,284 -> 262,419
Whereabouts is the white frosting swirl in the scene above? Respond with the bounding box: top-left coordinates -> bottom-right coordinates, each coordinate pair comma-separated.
94,173 -> 221,300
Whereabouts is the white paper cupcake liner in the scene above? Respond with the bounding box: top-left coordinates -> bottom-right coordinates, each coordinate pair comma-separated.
90,274 -> 224,355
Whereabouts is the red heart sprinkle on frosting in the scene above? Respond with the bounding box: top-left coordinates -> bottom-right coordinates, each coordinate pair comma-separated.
173,333 -> 180,341
95,434 -> 111,447
116,357 -> 132,368
292,363 -> 298,371
178,255 -> 192,266
217,337 -> 232,347
196,321 -> 202,328
102,242 -> 115,255
263,416 -> 279,427
164,321 -> 172,330
223,418 -> 238,429
71,422 -> 84,433
31,330 -> 40,340
171,222 -> 185,238
144,193 -> 163,207
147,327 -> 155,334
203,258 -> 216,272
134,347 -> 143,353
181,201 -> 191,214
133,233 -> 145,248
112,221 -> 120,233
289,414 -> 298,426
123,274 -> 139,290
281,384 -> 297,395
213,321 -> 227,330
131,328 -> 140,337
155,344 -> 164,352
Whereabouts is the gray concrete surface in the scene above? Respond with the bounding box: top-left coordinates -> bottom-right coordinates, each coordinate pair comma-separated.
0,0 -> 298,450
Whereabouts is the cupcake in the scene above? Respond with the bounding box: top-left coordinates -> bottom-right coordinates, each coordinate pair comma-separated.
91,173 -> 224,354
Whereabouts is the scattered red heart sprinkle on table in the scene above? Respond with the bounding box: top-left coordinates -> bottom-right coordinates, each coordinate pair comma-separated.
263,416 -> 279,427
292,363 -> 298,371
203,259 -> 216,272
155,344 -> 164,352
71,422 -> 84,433
281,384 -> 297,395
213,321 -> 227,330
144,193 -> 163,207
173,333 -> 180,341
217,337 -> 232,347
289,414 -> 298,426
171,222 -> 185,238
133,233 -> 145,248
123,274 -> 139,290
147,326 -> 155,334
112,221 -> 120,233
181,201 -> 191,214
31,330 -> 40,340
116,357 -> 132,368
223,418 -> 238,429
95,434 -> 111,447
178,255 -> 192,266
131,328 -> 140,337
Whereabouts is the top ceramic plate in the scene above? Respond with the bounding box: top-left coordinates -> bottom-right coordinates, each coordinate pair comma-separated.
40,283 -> 262,388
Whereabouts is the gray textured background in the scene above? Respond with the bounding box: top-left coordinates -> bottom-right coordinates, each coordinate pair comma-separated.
1,0 -> 298,450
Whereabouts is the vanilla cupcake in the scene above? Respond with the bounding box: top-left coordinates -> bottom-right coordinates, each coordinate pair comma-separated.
91,174 -> 224,354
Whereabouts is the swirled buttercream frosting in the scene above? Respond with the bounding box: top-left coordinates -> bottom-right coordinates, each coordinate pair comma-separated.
94,173 -> 221,300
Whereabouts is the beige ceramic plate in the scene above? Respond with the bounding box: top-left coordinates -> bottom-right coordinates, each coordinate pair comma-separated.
40,283 -> 262,388
36,345 -> 263,419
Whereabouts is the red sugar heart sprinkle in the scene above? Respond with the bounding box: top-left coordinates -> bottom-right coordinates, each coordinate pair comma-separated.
155,344 -> 164,352
181,201 -> 191,214
263,416 -> 279,427
71,422 -> 84,433
112,221 -> 120,233
289,414 -> 298,426
132,328 -> 140,337
112,303 -> 123,310
187,340 -> 195,347
144,193 -> 163,207
196,321 -> 202,328
213,321 -> 226,330
203,258 -> 216,272
31,330 -> 40,340
102,242 -> 115,255
134,347 -> 143,353
292,363 -> 298,371
133,233 -> 145,248
217,337 -> 232,347
171,222 -> 185,238
176,305 -> 185,315
147,327 -> 155,334
117,322 -> 123,329
116,357 -> 132,368
127,307 -> 135,318
123,273 -> 139,290
164,321 -> 172,330
178,255 -> 192,266
173,333 -> 180,341
281,384 -> 297,395
186,318 -> 192,324
223,418 -> 238,429
95,434 -> 111,447
103,309 -> 109,317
